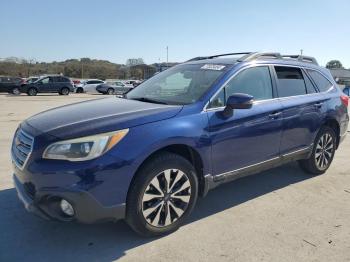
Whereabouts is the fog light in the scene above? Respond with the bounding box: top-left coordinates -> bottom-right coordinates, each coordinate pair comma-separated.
60,199 -> 74,216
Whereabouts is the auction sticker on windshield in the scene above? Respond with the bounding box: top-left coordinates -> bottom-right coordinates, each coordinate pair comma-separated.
201,64 -> 226,70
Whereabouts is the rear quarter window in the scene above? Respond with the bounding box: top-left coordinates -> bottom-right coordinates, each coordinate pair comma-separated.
306,69 -> 333,92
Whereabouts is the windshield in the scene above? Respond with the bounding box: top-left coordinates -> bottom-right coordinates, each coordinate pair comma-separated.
126,63 -> 228,105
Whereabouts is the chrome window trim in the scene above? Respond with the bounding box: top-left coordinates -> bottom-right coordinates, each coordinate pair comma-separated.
203,63 -> 335,112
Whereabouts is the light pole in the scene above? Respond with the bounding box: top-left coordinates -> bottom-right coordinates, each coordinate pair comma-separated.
81,61 -> 84,79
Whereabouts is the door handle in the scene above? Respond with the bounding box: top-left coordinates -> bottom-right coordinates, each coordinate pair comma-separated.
269,111 -> 282,119
314,102 -> 323,108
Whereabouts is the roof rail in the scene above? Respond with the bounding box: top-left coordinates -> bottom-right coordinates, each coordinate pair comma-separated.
239,52 -> 318,65
281,55 -> 318,65
187,52 -> 319,65
187,52 -> 253,62
238,52 -> 283,62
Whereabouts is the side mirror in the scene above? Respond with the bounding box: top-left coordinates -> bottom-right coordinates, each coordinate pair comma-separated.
222,93 -> 253,117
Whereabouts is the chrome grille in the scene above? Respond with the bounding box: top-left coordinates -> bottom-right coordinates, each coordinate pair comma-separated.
11,129 -> 34,169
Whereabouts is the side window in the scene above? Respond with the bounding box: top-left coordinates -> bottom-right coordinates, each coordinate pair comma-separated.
41,77 -> 50,84
86,80 -> 93,84
343,87 -> 350,96
275,66 -> 306,97
306,69 -> 333,92
302,71 -> 317,94
209,88 -> 226,108
59,77 -> 69,82
225,66 -> 273,101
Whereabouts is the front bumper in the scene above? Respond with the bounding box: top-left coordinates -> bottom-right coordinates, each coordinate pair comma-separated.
13,174 -> 126,224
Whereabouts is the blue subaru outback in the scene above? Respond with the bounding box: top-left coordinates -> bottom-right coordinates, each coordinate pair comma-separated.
12,52 -> 349,236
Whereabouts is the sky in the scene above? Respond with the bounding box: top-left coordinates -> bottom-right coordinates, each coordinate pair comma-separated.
1,0 -> 350,67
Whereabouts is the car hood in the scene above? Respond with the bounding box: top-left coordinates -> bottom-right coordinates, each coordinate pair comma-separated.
25,97 -> 183,139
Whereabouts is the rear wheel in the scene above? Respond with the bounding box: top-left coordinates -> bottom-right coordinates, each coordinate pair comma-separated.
59,87 -> 70,95
11,87 -> 20,95
126,152 -> 198,236
76,87 -> 83,93
107,88 -> 114,95
299,126 -> 336,174
27,88 -> 37,96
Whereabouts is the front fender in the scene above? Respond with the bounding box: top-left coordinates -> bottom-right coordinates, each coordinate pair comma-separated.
107,111 -> 211,181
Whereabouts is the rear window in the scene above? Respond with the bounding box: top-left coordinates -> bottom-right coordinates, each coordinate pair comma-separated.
275,66 -> 306,97
306,69 -> 333,92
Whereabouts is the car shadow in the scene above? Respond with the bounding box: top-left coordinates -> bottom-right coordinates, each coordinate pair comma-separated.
0,162 -> 313,261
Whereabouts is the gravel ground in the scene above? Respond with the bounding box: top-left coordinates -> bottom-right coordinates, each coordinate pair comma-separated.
0,93 -> 349,262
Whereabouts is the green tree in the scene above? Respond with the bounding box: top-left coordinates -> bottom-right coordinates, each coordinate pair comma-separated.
326,60 -> 344,69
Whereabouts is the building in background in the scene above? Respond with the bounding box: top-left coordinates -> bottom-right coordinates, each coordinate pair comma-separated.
330,69 -> 350,88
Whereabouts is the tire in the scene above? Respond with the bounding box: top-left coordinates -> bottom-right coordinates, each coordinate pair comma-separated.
10,87 -> 20,95
126,152 -> 198,237
107,88 -> 114,95
76,87 -> 83,93
299,126 -> 337,175
59,87 -> 70,95
27,88 -> 37,96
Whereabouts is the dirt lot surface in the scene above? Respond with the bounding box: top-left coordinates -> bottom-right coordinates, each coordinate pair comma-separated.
0,93 -> 349,262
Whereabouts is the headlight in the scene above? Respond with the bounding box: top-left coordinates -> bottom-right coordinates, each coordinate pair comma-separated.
43,129 -> 129,161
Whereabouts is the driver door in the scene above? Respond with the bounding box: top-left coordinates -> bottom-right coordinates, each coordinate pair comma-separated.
207,66 -> 283,176
39,77 -> 51,92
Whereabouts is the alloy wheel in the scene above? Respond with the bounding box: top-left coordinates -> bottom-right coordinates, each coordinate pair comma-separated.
61,88 -> 69,95
28,88 -> 37,96
315,133 -> 334,170
141,169 -> 191,228
12,88 -> 20,95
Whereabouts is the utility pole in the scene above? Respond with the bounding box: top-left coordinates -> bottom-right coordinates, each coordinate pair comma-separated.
300,49 -> 303,56
81,62 -> 83,79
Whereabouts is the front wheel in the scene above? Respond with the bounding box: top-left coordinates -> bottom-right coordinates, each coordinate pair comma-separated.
27,88 -> 37,96
107,88 -> 114,95
299,126 -> 336,174
126,152 -> 198,236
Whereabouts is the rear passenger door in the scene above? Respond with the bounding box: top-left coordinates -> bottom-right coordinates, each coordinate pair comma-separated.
273,66 -> 326,155
49,76 -> 60,92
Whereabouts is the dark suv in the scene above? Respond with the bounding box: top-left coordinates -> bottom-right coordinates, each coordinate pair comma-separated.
20,76 -> 74,96
0,76 -> 23,94
12,52 -> 349,236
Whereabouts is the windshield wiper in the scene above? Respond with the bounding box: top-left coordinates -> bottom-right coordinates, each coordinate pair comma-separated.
130,97 -> 168,105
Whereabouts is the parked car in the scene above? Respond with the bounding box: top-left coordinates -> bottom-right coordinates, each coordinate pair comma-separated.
75,79 -> 105,93
72,79 -> 81,87
96,81 -> 134,95
11,52 -> 349,236
342,86 -> 350,96
123,80 -> 141,88
20,75 -> 74,96
0,76 -> 24,94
